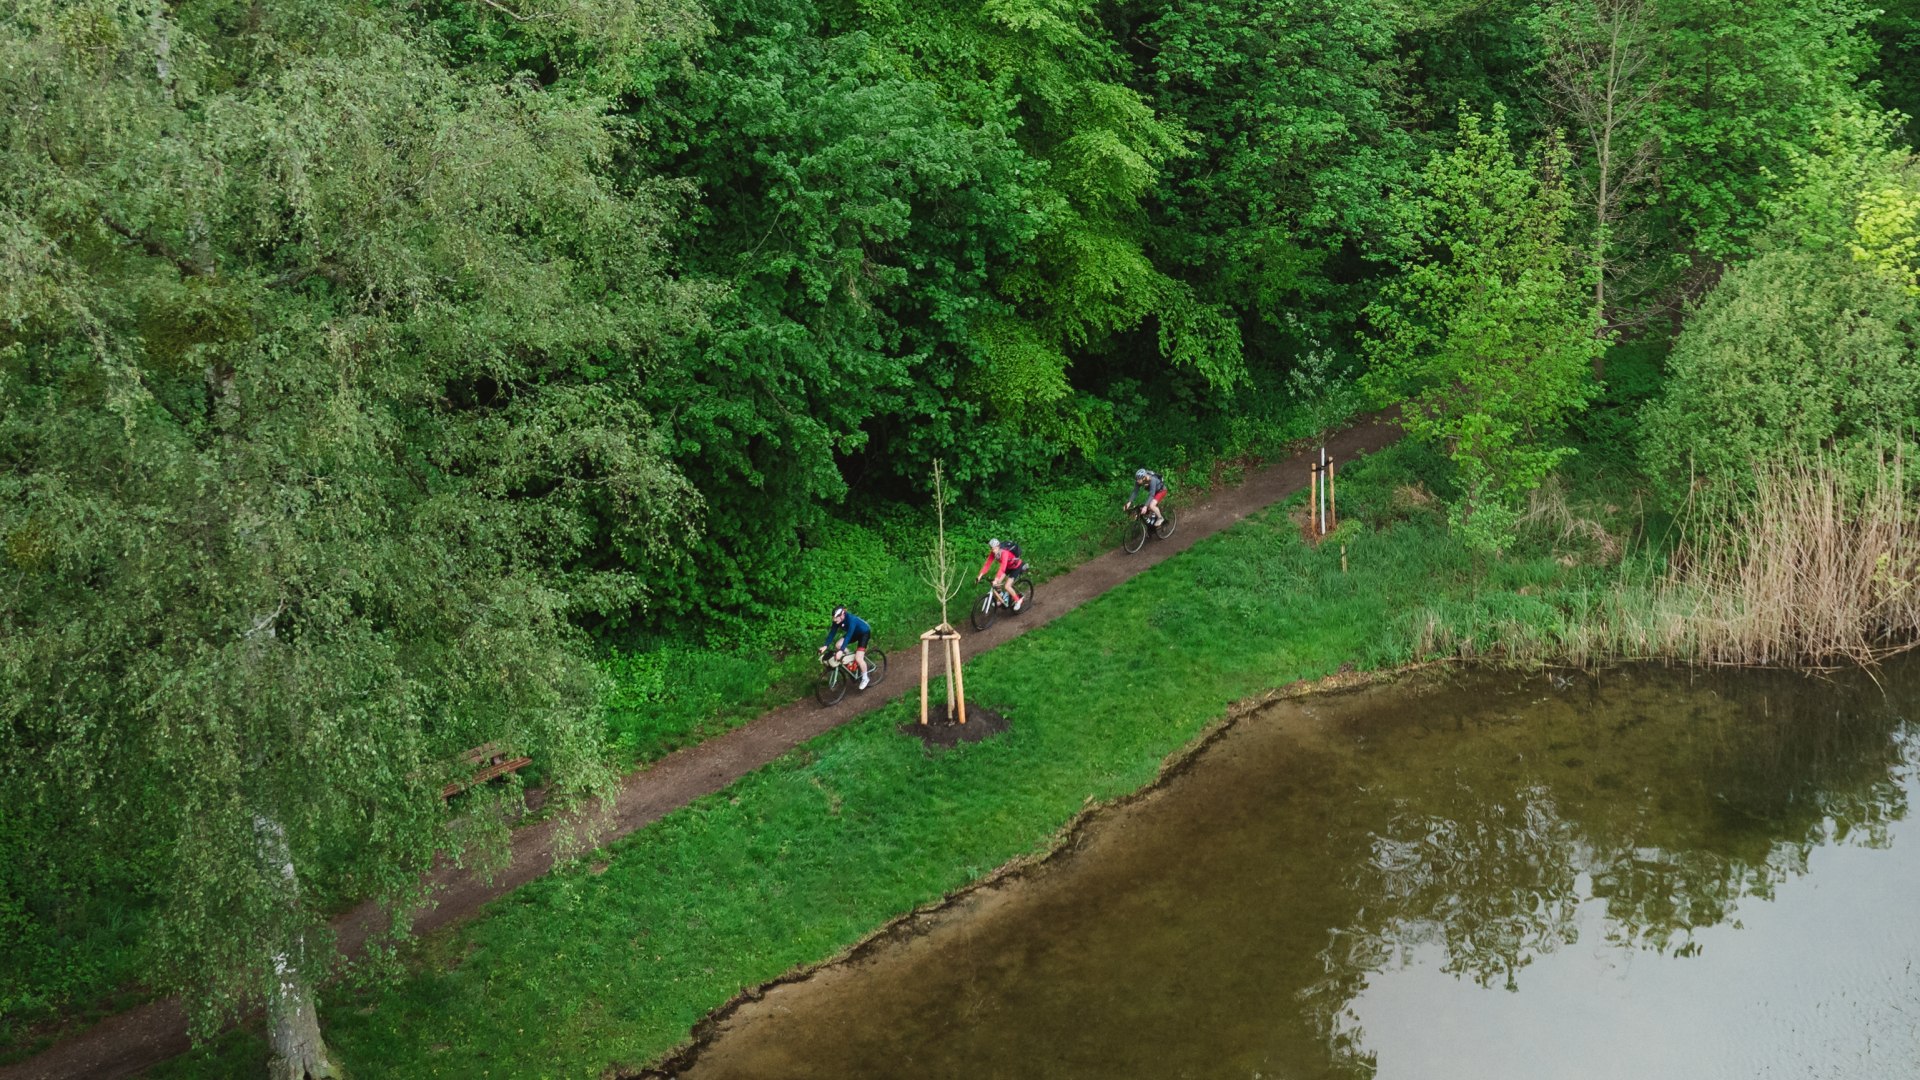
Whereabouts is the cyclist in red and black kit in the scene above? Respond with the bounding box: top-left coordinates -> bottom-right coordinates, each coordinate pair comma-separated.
976,539 -> 1025,612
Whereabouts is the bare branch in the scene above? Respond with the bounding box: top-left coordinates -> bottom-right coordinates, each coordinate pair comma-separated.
917,461 -> 966,629
478,0 -> 560,21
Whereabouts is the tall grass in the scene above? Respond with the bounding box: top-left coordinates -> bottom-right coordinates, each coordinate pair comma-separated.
1417,453 -> 1920,667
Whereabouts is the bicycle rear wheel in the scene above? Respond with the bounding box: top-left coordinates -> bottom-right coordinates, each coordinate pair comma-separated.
1011,576 -> 1034,614
970,590 -> 999,632
1123,517 -> 1148,554
1154,506 -> 1178,540
815,664 -> 849,707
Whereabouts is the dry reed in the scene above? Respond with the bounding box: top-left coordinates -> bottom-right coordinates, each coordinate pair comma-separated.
1418,452 -> 1920,668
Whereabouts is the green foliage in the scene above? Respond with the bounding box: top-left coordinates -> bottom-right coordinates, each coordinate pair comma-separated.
0,0 -> 698,1043
1644,0 -> 1882,260
1641,116 -> 1920,515
1139,0 -> 1416,324
1362,108 -> 1602,553
1867,0 -> 1920,129
1640,250 -> 1920,513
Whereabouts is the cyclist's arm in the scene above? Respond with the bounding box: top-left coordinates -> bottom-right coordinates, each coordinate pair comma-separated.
979,554 -> 996,578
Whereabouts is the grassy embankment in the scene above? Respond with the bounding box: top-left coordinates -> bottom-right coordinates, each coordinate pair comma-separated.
151,435 -> 1653,1078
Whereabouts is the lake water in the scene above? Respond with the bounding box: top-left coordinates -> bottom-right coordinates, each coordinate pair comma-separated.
671,663 -> 1920,1079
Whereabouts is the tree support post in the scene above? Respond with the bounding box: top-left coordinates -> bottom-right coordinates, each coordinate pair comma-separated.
949,633 -> 967,725
920,624 -> 966,725
919,632 -> 932,725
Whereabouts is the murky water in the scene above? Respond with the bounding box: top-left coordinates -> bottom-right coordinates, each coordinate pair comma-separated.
676,664 -> 1920,1080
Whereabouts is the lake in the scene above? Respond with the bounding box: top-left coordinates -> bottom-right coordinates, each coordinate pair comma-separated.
669,662 -> 1920,1079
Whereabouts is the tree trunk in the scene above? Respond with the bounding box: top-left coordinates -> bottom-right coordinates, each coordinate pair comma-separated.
256,814 -> 341,1079
268,950 -> 339,1080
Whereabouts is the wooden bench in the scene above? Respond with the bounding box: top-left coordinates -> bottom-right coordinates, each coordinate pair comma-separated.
440,741 -> 532,800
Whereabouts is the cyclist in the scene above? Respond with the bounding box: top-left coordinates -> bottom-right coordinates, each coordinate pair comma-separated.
976,539 -> 1025,612
1124,468 -> 1169,528
819,605 -> 874,689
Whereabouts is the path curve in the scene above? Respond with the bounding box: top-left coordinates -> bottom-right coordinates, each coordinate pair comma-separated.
3,418 -> 1398,1080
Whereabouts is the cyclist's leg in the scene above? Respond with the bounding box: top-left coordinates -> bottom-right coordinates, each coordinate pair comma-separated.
854,633 -> 871,686
992,569 -> 1011,601
1148,491 -> 1166,526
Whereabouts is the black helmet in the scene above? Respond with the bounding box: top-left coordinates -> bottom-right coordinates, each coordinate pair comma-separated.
832,605 -> 848,622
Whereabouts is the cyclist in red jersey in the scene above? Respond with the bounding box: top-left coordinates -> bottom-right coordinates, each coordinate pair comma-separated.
975,539 -> 1025,612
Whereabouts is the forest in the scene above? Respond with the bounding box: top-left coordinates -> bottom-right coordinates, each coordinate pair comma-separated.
5,0 -> 1920,1075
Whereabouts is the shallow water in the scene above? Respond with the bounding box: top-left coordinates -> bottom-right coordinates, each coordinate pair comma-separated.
676,664 -> 1920,1080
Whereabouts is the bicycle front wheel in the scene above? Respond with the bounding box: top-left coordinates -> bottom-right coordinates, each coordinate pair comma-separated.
816,664 -> 849,707
1154,506 -> 1178,540
1123,517 -> 1148,554
970,591 -> 999,632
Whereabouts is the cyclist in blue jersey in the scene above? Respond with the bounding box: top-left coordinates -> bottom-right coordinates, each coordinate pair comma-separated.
819,605 -> 874,689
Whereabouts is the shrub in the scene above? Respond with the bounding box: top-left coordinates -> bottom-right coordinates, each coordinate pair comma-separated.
1641,251 -> 1920,517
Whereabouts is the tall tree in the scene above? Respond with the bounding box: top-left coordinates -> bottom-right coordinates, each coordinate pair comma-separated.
0,0 -> 703,1070
1139,0 -> 1416,342
1538,0 -> 1661,374
1643,0 -> 1881,261
1361,108 -> 1602,553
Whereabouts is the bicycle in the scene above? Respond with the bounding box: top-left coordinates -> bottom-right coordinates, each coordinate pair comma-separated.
1121,502 -> 1177,554
970,572 -> 1035,632
815,647 -> 887,706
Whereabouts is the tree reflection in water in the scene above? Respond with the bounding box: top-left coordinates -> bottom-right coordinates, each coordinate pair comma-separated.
1308,663 -> 1916,1069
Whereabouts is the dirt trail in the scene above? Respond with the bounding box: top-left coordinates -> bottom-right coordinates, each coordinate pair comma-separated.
3,418 -> 1398,1080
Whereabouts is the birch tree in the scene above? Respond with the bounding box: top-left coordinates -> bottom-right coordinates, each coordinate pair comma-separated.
0,0 -> 703,1071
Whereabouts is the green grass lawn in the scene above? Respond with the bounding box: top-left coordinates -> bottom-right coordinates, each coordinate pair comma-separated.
151,442 -> 1636,1078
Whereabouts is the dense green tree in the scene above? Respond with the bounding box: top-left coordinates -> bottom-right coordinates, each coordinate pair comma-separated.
1642,113 -> 1920,514
0,0 -> 704,1070
1138,0 -> 1416,341
1362,109 -> 1602,552
1643,0 -> 1881,261
1864,0 -> 1920,135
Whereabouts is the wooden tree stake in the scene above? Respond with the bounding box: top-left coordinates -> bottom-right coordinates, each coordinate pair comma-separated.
949,633 -> 967,725
919,633 -> 931,725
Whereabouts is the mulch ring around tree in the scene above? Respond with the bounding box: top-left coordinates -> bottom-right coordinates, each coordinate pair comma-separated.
899,705 -> 1010,748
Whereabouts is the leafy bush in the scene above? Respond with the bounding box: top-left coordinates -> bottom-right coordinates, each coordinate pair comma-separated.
1640,250 -> 1920,516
